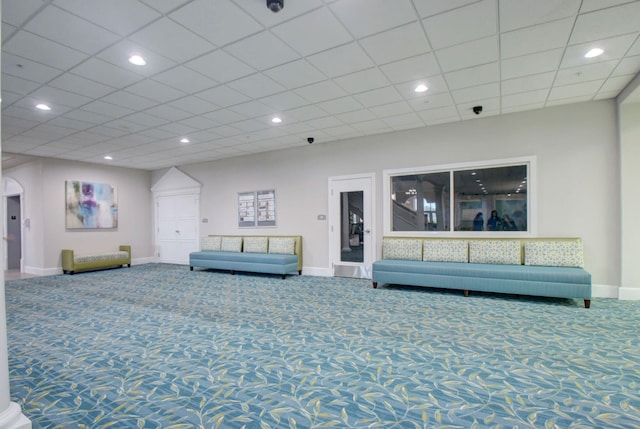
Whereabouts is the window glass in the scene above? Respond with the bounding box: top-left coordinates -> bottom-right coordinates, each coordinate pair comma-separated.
391,172 -> 450,231
454,166 -> 527,231
388,162 -> 529,234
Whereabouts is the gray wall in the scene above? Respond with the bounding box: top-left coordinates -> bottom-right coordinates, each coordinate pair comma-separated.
165,100 -> 620,289
4,100 -> 621,291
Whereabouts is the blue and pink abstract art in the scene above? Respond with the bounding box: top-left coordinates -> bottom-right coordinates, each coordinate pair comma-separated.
65,180 -> 118,229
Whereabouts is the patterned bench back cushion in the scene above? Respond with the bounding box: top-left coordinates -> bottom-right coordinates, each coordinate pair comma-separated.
382,239 -> 422,261
423,240 -> 468,263
201,236 -> 222,251
221,236 -> 243,252
525,241 -> 584,268
469,240 -> 521,265
243,236 -> 268,253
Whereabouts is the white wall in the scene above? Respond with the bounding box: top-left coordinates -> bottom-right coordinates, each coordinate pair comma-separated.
619,101 -> 640,298
4,158 -> 153,274
160,100 -> 620,289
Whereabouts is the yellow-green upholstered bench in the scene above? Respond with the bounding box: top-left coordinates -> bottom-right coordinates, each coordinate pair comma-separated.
62,245 -> 131,274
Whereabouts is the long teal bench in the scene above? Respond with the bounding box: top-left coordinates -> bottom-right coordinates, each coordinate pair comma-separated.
372,238 -> 592,308
189,235 -> 302,279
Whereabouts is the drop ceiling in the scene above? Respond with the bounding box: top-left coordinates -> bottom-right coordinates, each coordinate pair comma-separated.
2,0 -> 640,171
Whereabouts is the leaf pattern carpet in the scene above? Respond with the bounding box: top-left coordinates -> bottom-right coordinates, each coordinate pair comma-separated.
6,263 -> 640,428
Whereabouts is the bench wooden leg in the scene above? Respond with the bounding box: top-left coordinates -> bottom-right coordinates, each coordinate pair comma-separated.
281,274 -> 286,279
463,290 -> 469,297
230,270 -> 235,275
584,299 -> 591,308
190,266 -> 193,271
372,282 -> 377,289
298,270 -> 302,275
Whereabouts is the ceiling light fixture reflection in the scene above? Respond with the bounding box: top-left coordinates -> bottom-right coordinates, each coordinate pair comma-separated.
128,55 -> 147,66
271,117 -> 282,124
35,103 -> 51,111
584,48 -> 604,58
414,83 -> 428,93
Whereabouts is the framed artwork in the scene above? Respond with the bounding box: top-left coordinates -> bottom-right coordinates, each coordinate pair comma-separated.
238,192 -> 256,227
66,180 -> 118,229
257,190 -> 276,227
238,190 -> 276,227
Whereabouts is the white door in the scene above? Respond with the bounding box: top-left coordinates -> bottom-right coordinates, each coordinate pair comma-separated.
156,194 -> 199,264
329,174 -> 375,279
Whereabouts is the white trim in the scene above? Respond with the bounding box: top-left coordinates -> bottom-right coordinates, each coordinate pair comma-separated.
592,283 -> 619,299
302,267 -> 332,277
0,402 -> 31,429
383,156 -> 537,237
618,286 -> 640,300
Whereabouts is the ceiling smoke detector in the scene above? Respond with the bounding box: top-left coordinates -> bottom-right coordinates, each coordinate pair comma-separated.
267,0 -> 284,13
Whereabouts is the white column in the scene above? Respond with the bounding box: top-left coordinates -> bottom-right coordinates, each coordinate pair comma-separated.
0,1 -> 32,422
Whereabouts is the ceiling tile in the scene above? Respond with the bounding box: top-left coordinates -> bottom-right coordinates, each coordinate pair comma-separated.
152,66 -> 218,94
409,92 -> 456,112
228,101 -> 275,118
580,0 -> 635,13
330,0 -> 417,39
239,0 -> 324,27
169,0 -> 262,47
185,50 -> 256,84
360,22 -> 431,64
1,23 -> 17,41
445,62 -> 499,90
169,96 -> 219,115
316,96 -> 364,115
129,17 -> 215,63
125,79 -> 186,103
204,109 -> 247,125
224,31 -> 300,71
613,55 -> 640,77
2,53 -> 62,84
307,43 -> 374,77
424,0 -> 497,49
599,74 -> 636,93
413,0 -> 479,18
502,89 -> 549,108
501,49 -> 564,80
48,73 -> 116,99
369,101 -> 414,118
70,58 -> 144,88
226,74 -> 286,99
30,86 -> 92,109
501,18 -> 573,58
394,75 -> 449,99
436,36 -> 498,72
263,60 -> 327,90
146,104 -> 193,122
1,74 -> 41,96
272,8 -> 353,56
295,80 -> 348,103
101,90 -> 158,111
560,33 -> 637,69
284,105 -> 329,121
555,60 -> 618,86
259,91 -> 310,111
54,0 -> 161,36
451,82 -> 499,103
570,1 -> 640,44
80,100 -> 135,119
122,112 -> 168,129
501,72 -> 556,95
335,109 -> 377,123
548,80 -> 605,100
97,40 -> 178,77
334,68 -> 391,94
353,86 -> 403,107
499,0 -> 580,32
3,31 -> 86,70
379,53 -> 442,84
195,85 -> 251,108
25,6 -> 119,55
2,0 -> 46,26
63,109 -> 113,126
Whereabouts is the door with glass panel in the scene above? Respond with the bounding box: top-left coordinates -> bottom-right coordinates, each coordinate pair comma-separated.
329,174 -> 374,279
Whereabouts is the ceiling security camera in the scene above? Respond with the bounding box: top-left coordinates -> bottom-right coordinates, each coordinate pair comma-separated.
473,105 -> 483,115
267,0 -> 284,12
307,137 -> 314,144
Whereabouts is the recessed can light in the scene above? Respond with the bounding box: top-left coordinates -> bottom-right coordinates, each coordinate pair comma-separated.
128,55 -> 146,66
180,138 -> 190,144
35,103 -> 51,111
104,155 -> 113,160
271,117 -> 282,124
414,83 -> 428,93
584,48 -> 603,58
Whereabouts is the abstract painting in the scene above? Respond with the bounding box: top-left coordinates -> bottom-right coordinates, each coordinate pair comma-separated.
66,180 -> 118,229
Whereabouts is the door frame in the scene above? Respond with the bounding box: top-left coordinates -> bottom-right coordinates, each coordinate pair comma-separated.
3,177 -> 25,272
328,173 -> 376,279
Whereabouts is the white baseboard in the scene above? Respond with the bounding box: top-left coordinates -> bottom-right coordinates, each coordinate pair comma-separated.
301,266 -> 332,277
592,283 -> 619,299
618,286 -> 640,300
24,266 -> 59,276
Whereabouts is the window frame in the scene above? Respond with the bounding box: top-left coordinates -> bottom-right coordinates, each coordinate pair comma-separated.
383,156 -> 537,237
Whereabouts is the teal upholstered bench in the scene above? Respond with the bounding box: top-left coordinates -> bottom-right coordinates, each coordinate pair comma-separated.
189,235 -> 302,279
372,238 -> 592,308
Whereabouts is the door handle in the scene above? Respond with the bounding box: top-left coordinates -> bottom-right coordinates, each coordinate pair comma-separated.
364,229 -> 371,234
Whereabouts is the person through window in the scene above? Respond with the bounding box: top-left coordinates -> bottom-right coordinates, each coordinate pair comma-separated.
487,210 -> 502,231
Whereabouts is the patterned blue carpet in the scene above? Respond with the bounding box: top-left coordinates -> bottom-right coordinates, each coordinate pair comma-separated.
6,263 -> 640,428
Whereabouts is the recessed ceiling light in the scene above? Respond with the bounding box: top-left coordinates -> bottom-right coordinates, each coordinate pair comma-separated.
271,117 -> 282,124
180,138 -> 190,144
35,103 -> 51,111
584,48 -> 604,58
414,84 -> 428,93
128,55 -> 146,66
104,155 -> 113,160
